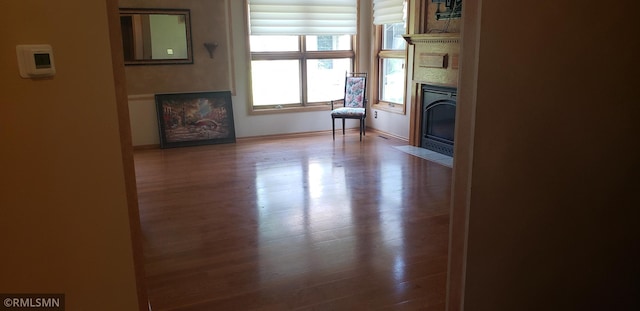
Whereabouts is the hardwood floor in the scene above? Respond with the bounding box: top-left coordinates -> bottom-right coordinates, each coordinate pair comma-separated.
134,131 -> 452,310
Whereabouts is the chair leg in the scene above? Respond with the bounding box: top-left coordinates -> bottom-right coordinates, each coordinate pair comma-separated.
342,119 -> 345,135
362,118 -> 366,136
332,117 -> 335,140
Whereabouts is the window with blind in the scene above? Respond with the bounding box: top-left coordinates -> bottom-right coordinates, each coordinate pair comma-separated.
247,0 -> 357,111
373,0 -> 407,114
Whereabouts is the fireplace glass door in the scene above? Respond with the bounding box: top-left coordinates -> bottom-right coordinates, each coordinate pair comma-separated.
422,85 -> 456,156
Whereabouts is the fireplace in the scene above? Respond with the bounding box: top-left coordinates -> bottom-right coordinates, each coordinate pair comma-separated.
422,84 -> 457,156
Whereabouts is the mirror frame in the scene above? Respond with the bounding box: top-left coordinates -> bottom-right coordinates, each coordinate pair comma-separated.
119,8 -> 193,65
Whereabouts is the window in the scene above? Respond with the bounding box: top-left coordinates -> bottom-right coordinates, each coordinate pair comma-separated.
379,23 -> 406,105
247,0 -> 357,112
249,35 -> 354,109
373,0 -> 407,114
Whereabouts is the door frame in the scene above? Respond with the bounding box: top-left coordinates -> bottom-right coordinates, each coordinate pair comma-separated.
106,0 -> 148,310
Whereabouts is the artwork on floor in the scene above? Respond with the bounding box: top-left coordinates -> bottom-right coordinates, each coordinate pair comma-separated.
155,91 -> 236,148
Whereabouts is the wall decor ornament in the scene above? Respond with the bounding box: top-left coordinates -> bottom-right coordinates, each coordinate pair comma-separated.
432,0 -> 462,20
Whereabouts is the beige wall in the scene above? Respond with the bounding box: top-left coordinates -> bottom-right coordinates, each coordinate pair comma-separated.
450,0 -> 639,309
120,0 -> 232,95
0,1 -> 139,310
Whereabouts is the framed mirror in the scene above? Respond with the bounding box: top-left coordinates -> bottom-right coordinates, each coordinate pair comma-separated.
119,8 -> 193,65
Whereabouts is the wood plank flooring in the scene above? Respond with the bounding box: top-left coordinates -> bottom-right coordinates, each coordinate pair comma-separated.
134,131 -> 452,310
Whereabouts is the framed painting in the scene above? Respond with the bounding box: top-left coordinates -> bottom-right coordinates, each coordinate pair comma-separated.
155,91 -> 236,148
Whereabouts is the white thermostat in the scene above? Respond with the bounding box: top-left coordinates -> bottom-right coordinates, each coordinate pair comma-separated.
16,44 -> 56,78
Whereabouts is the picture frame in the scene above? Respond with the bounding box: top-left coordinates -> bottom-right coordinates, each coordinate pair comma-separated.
155,91 -> 236,148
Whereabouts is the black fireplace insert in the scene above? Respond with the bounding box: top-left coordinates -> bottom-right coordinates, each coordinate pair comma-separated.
422,84 -> 457,156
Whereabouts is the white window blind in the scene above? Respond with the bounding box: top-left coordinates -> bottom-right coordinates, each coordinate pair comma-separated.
373,0 -> 405,25
248,0 -> 357,35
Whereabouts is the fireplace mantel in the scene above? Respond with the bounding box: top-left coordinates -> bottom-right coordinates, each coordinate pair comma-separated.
402,33 -> 460,46
403,33 -> 460,87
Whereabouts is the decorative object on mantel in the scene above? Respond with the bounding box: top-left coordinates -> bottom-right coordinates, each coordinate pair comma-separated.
204,42 -> 218,58
432,0 -> 462,20
155,91 -> 236,148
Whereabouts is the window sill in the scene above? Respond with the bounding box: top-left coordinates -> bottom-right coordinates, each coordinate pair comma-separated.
372,101 -> 405,115
249,104 -> 331,115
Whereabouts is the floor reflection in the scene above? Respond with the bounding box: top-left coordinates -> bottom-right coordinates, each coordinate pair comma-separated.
255,157 -> 355,283
254,157 -> 408,287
